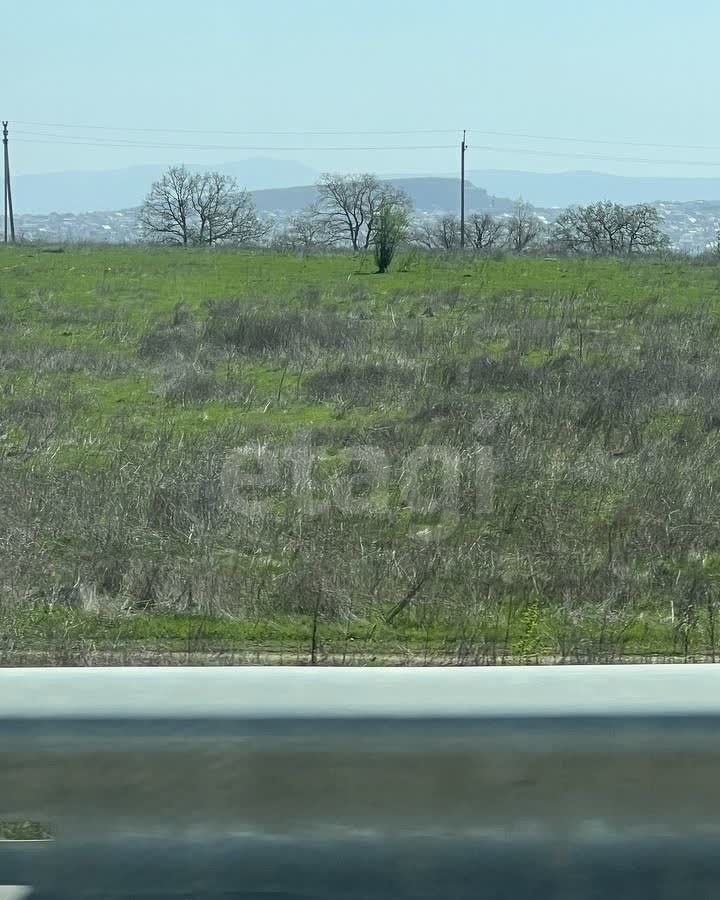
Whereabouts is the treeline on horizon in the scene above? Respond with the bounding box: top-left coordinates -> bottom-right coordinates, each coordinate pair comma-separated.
128,165 -> 691,260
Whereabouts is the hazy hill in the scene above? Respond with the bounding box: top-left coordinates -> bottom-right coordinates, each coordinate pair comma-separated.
12,159 -> 318,215
252,178 -> 512,214
389,178 -> 513,213
469,169 -> 720,207
14,159 -> 720,216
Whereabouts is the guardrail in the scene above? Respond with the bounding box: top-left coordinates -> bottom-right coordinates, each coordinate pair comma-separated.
2,665 -> 720,899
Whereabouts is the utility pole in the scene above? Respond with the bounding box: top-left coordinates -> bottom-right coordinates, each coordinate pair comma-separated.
460,129 -> 467,249
3,121 -> 15,244
2,122 -> 7,244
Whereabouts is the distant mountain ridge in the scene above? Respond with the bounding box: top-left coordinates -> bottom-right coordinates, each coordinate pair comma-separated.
10,177 -> 515,244
12,159 -> 319,215
251,178 -> 513,214
13,162 -> 509,217
14,158 -> 720,217
468,169 -> 720,207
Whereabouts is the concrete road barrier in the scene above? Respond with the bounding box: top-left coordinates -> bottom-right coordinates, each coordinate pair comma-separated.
1,665 -> 720,898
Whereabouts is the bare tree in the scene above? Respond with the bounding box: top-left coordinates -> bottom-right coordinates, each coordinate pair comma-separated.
316,173 -> 411,250
140,167 -> 267,247
553,203 -> 608,255
413,214 -> 462,250
412,213 -> 504,253
412,221 -> 436,251
191,172 -> 267,246
284,203 -> 336,250
139,166 -> 195,245
553,202 -> 667,256
466,213 -> 506,252
505,201 -> 543,252
622,204 -> 668,255
713,228 -> 720,258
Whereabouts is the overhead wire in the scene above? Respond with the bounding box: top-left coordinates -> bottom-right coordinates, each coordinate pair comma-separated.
10,121 -> 720,170
13,119 -> 720,154
13,139 -> 457,152
12,130 -> 456,152
13,121 -> 460,137
12,134 -> 720,168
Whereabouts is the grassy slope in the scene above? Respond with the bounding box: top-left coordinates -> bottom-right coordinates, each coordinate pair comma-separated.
2,244 -> 720,664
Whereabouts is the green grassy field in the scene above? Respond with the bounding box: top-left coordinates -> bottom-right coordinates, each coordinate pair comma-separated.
3,244 -> 720,664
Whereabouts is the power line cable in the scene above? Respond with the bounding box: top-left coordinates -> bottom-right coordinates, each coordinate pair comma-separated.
12,133 -> 457,152
467,143 -> 720,167
467,128 -> 720,154
14,119 -> 720,154
13,133 -> 720,168
14,120 -> 460,137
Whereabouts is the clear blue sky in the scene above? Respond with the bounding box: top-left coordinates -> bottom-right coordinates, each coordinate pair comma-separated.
6,0 -> 720,177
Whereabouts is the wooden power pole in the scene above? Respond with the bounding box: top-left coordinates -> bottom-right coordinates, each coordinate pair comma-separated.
460,130 -> 467,249
3,121 -> 15,244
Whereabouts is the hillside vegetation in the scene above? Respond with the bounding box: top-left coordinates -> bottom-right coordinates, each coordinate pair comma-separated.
2,245 -> 720,664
